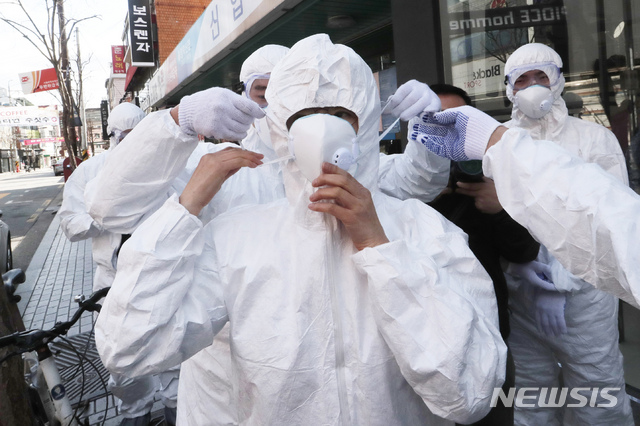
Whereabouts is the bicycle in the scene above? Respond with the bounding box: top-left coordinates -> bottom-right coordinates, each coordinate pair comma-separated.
1,268 -> 111,426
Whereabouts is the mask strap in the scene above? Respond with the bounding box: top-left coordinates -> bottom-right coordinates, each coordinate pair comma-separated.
377,94 -> 401,143
259,154 -> 294,167
377,117 -> 401,143
380,96 -> 394,115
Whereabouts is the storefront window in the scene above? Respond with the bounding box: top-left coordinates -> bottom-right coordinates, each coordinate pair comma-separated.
439,0 -> 640,190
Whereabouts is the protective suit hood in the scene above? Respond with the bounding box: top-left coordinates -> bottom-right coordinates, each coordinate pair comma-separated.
240,44 -> 290,84
265,34 -> 380,205
240,44 -> 290,159
504,43 -> 569,137
107,102 -> 145,149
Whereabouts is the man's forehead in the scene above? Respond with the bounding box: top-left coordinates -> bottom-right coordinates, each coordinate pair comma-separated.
522,69 -> 548,76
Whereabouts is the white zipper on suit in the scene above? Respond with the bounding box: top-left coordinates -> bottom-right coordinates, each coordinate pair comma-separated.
540,118 -> 548,142
324,215 -> 352,425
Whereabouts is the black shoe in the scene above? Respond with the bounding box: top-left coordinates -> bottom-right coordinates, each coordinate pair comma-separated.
163,406 -> 177,426
119,412 -> 151,426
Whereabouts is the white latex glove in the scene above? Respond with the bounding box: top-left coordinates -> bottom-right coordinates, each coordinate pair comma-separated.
409,105 -> 501,161
534,288 -> 567,337
386,80 -> 441,121
508,260 -> 558,292
178,87 -> 266,141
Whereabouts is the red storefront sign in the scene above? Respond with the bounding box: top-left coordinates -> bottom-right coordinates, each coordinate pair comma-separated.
21,137 -> 65,145
19,68 -> 60,94
112,45 -> 126,74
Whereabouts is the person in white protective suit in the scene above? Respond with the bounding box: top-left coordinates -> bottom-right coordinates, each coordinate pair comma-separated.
94,34 -> 508,425
498,43 -> 633,425
410,51 -> 640,425
238,44 -> 289,163
85,45 -> 456,423
58,102 -> 180,426
60,102 -> 145,293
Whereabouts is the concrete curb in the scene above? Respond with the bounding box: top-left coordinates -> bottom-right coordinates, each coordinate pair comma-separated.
16,211 -> 62,316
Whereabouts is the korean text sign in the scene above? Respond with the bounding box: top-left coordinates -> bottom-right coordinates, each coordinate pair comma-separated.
128,0 -> 155,66
112,45 -> 126,74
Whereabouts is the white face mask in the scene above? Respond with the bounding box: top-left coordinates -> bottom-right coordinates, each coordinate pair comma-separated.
288,113 -> 359,182
514,85 -> 554,119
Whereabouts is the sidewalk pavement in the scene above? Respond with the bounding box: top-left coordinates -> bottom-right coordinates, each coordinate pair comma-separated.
14,185 -> 165,425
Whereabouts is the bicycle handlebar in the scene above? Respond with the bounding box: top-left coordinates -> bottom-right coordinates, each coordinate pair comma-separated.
52,287 -> 110,336
0,287 -> 110,353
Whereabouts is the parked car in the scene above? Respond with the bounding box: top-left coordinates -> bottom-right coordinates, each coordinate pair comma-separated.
53,159 -> 64,176
0,210 -> 12,273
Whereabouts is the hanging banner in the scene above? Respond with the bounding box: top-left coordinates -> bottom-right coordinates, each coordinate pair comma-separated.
148,0 -> 286,106
19,68 -> 60,94
21,137 -> 64,145
128,0 -> 155,66
0,106 -> 59,127
112,45 -> 126,74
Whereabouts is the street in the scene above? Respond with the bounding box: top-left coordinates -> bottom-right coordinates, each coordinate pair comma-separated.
0,167 -> 64,271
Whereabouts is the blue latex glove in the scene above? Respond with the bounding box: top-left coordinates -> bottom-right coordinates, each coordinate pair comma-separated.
534,288 -> 567,337
509,260 -> 557,291
385,80 -> 441,121
409,105 -> 502,161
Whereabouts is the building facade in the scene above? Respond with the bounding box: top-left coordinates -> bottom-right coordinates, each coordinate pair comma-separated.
106,75 -> 128,111
116,0 -> 638,185
84,108 -> 108,155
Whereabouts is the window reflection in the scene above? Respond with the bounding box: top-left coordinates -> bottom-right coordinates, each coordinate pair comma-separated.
439,0 -> 640,190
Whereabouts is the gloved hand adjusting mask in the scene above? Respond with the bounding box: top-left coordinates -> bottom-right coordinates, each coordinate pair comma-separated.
287,113 -> 359,182
514,85 -> 555,119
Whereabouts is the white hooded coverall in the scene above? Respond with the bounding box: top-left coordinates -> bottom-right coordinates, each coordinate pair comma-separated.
239,44 -> 289,164
94,34 -> 507,425
502,43 -> 633,425
58,102 -> 183,419
86,42 -> 457,425
60,102 -> 147,290
59,102 -> 159,418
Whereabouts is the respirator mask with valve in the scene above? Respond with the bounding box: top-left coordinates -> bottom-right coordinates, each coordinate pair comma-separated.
287,114 -> 359,182
513,85 -> 555,119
